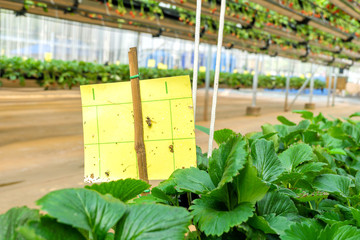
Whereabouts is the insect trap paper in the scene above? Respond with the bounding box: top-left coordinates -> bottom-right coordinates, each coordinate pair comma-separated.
80,76 -> 196,182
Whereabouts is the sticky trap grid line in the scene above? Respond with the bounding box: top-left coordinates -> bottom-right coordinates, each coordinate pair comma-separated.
95,106 -> 101,178
169,99 -> 175,170
84,137 -> 196,146
81,96 -> 192,108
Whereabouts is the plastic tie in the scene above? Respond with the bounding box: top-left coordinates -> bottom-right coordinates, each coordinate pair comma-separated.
130,73 -> 140,79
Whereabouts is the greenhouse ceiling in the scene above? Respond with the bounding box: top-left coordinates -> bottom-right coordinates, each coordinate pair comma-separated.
1,0 -> 360,68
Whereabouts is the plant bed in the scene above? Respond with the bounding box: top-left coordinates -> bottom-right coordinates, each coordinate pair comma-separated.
0,78 -> 39,88
1,111 -> 360,239
0,56 -> 326,91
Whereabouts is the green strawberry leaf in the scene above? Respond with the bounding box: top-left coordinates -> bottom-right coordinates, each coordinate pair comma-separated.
115,204 -> 192,240
264,214 -> 292,235
318,224 -> 360,240
196,146 -> 209,171
208,136 -> 248,188
150,188 -> 177,205
235,162 -> 269,204
292,110 -> 314,120
280,220 -> 322,240
173,167 -> 215,194
261,123 -> 279,150
17,216 -> 85,240
195,125 -> 209,134
313,174 -> 352,198
0,207 -> 40,240
350,112 -> 360,118
190,197 -> 254,236
214,129 -> 237,145
328,148 -> 347,156
248,215 -> 277,234
257,191 -> 298,217
36,188 -> 126,240
85,178 -> 150,202
279,143 -> 313,172
277,116 -> 296,126
251,139 -> 284,183
295,162 -> 327,174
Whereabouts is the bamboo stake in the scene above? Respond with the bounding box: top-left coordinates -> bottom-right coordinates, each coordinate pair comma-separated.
128,47 -> 149,183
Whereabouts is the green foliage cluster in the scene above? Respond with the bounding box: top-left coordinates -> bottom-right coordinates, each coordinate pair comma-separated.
2,111 -> 360,239
0,56 -> 325,90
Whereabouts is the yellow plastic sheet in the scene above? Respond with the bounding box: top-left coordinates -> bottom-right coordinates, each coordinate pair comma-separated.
44,52 -> 52,62
80,75 -> 196,182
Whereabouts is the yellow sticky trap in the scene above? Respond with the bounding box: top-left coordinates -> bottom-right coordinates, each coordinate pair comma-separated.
44,52 -> 52,62
80,76 -> 196,182
199,66 -> 206,72
157,63 -> 168,70
147,59 -> 156,68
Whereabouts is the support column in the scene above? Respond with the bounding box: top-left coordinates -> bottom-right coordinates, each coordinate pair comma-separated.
246,54 -> 261,116
305,64 -> 316,110
284,60 -> 294,112
327,67 -> 333,107
332,68 -> 338,107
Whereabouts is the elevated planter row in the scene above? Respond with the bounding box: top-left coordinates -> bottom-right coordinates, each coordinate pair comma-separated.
251,0 -> 305,21
329,0 -> 360,21
309,40 -> 341,53
157,0 -> 250,27
260,26 -> 305,42
0,0 -> 354,67
251,0 -> 356,42
308,17 -> 350,40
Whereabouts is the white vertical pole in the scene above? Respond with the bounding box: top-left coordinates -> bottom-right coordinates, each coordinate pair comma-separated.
51,32 -> 55,58
203,44 -> 212,121
284,60 -> 293,111
332,68 -> 338,107
309,64 -> 315,103
17,17 -> 20,56
207,0 -> 226,158
327,67 -> 333,107
244,51 -> 248,70
252,54 -> 260,107
38,17 -> 43,60
192,0 -> 203,122
136,32 -> 141,65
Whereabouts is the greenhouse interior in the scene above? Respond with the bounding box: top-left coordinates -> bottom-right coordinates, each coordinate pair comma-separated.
1,0 -> 360,239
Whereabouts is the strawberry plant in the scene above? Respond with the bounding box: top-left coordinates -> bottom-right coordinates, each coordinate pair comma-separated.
1,111 -> 360,239
0,56 -> 325,90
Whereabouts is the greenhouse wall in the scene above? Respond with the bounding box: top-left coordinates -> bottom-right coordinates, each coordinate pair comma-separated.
2,9 -> 360,84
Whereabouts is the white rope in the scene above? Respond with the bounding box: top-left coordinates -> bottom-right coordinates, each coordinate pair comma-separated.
207,0 -> 226,158
192,0 -> 202,121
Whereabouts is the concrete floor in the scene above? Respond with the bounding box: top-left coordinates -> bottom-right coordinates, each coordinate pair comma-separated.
0,87 -> 358,213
